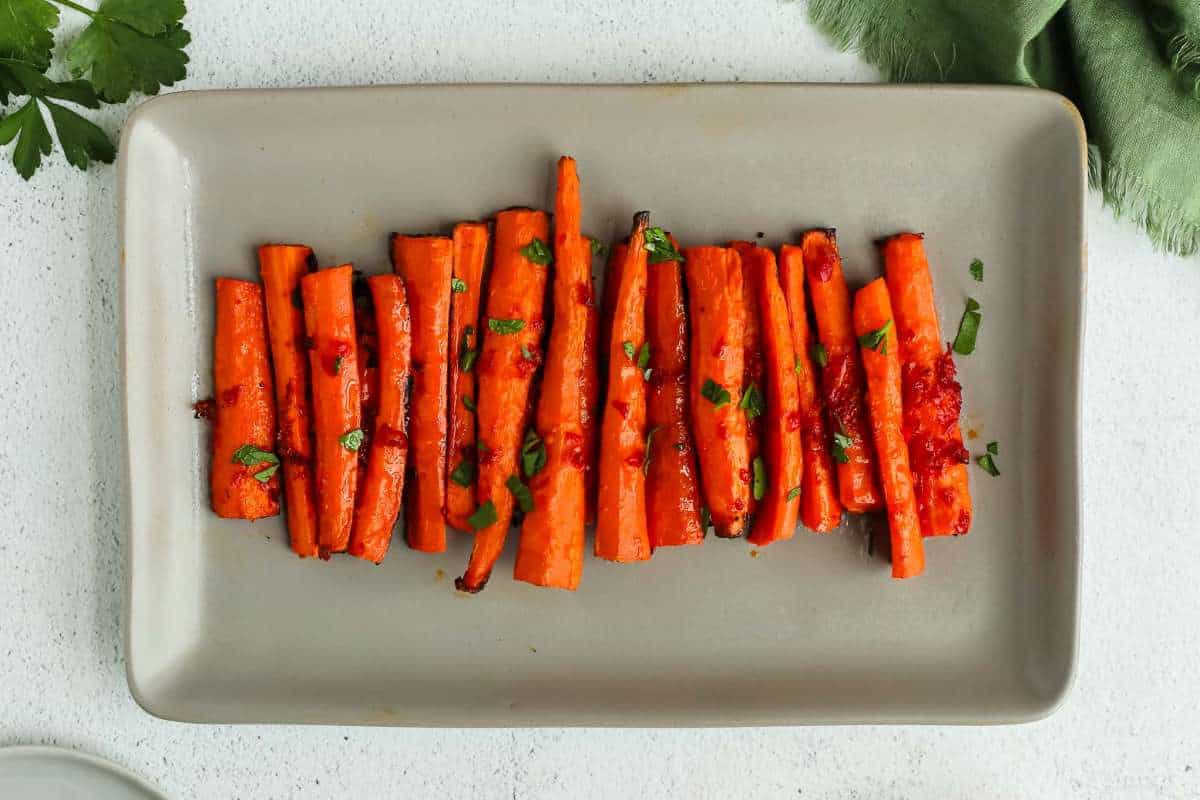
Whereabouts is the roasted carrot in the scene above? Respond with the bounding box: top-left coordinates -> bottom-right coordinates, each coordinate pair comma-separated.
730,241 -> 765,514
348,276 -> 412,563
683,246 -> 751,537
258,246 -> 318,554
779,244 -> 843,532
580,235 -> 601,526
457,208 -> 551,592
853,278 -> 924,579
445,222 -> 491,532
595,212 -> 653,561
211,278 -> 279,520
301,265 -> 361,555
515,157 -> 589,589
881,233 -> 972,536
746,248 -> 804,546
645,235 -> 704,548
390,235 -> 453,553
802,229 -> 883,514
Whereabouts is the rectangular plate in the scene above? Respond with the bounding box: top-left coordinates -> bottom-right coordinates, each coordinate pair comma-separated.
120,84 -> 1084,726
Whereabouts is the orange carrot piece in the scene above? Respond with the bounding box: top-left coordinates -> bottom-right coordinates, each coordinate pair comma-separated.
515,157 -> 589,589
683,246 -> 751,537
580,235 -> 601,526
258,246 -> 318,554
595,212 -> 653,562
746,248 -> 804,546
445,222 -> 491,532
456,208 -> 551,592
301,265 -> 361,555
211,278 -> 279,521
802,229 -> 883,514
348,276 -> 412,563
730,241 -> 765,513
853,278 -> 924,579
779,244 -> 843,532
391,235 -> 453,553
645,237 -> 704,548
881,233 -> 972,536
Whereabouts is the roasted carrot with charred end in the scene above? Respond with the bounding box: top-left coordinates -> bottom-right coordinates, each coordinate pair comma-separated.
730,241 -> 765,513
595,212 -> 653,562
301,265 -> 361,555
211,278 -> 279,521
391,235 -> 453,553
881,233 -> 972,537
645,234 -> 704,548
746,248 -> 804,546
348,275 -> 412,563
457,208 -> 551,592
580,235 -> 601,526
684,246 -> 751,537
445,222 -> 491,532
258,246 -> 318,554
802,229 -> 883,514
515,157 -> 589,589
779,244 -> 843,532
854,278 -> 924,579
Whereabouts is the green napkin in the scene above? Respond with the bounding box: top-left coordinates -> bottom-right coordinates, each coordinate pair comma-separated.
807,0 -> 1200,256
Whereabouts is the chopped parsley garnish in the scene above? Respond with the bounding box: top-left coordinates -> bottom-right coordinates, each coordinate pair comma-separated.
701,378 -> 731,408
637,342 -> 650,371
831,431 -> 852,464
622,340 -> 635,360
987,440 -> 999,456
977,441 -> 1000,476
520,238 -> 553,266
520,343 -> 534,361
253,464 -> 279,483
700,507 -> 712,531
642,425 -> 661,476
458,325 -> 477,372
589,237 -> 605,257
506,475 -> 534,513
332,354 -> 344,375
488,318 -> 526,335
339,428 -> 364,451
811,342 -> 828,368
739,382 -> 764,419
521,430 -> 547,478
232,444 -> 279,467
858,319 -> 893,355
786,486 -> 802,502
970,258 -> 984,282
462,395 -> 477,413
451,277 -> 467,293
751,456 -> 766,501
449,459 -> 476,487
467,500 -> 498,529
953,298 -> 981,355
642,226 -> 684,264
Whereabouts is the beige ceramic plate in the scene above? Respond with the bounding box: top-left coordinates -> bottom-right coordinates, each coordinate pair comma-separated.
119,84 -> 1084,726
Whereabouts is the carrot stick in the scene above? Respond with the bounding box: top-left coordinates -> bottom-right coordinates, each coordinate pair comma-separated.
515,157 -> 589,589
445,222 -> 491,532
779,244 -> 843,532
391,235 -> 453,553
348,275 -> 412,563
456,208 -> 551,592
595,212 -> 653,562
211,278 -> 279,521
881,233 -> 972,537
802,229 -> 883,514
730,241 -> 765,514
746,248 -> 804,546
683,246 -> 751,537
645,235 -> 704,548
301,265 -> 361,555
853,278 -> 924,579
258,246 -> 318,554
580,235 -> 601,526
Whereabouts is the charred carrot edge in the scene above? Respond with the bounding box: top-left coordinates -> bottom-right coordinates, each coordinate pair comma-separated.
645,234 -> 704,548
348,276 -> 412,563
802,228 -> 883,514
730,241 -> 765,515
258,246 -> 318,554
881,233 -> 972,536
301,265 -> 361,555
853,278 -> 924,579
580,235 -> 601,526
445,222 -> 491,532
778,244 -> 843,532
391,235 -> 453,553
515,157 -> 589,589
746,248 -> 804,546
211,278 -> 279,521
457,208 -> 552,592
684,246 -> 751,537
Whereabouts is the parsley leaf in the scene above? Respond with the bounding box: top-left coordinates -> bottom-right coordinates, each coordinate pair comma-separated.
521,430 -> 546,478
987,440 -> 998,456
858,319 -> 893,355
43,99 -> 113,169
831,431 -> 852,464
701,378 -> 731,408
332,354 -> 343,375
451,277 -> 467,293
637,342 -> 650,371
339,428 -> 364,451
449,459 -> 476,487
458,326 -> 477,372
0,99 -> 49,179
739,382 -> 764,419
953,298 -> 981,355
786,486 -> 801,502
622,340 -> 635,360
467,500 -> 498,529
752,456 -> 766,501
700,506 -> 712,531
65,0 -> 191,104
520,237 -> 552,266
488,318 -> 525,335
589,237 -> 605,257
232,444 -> 279,467
811,342 -> 828,368
462,394 -> 476,413
970,258 -> 984,282
642,425 -> 660,476
506,475 -> 534,513
0,0 -> 59,70
642,226 -> 684,264
253,464 -> 278,483
976,453 -> 1000,476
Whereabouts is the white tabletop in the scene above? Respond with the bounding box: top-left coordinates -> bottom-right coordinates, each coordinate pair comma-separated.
0,1 -> 1195,797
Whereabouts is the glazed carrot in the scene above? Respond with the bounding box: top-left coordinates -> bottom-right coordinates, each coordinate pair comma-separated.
515,157 -> 589,589
746,248 -> 804,546
779,245 -> 843,532
348,276 -> 412,563
853,278 -> 924,579
881,233 -> 972,536
730,241 -> 765,513
595,212 -> 652,562
258,246 -> 318,554
683,246 -> 751,537
391,235 -> 453,553
445,222 -> 491,532
210,279 -> 279,520
645,236 -> 704,548
802,229 -> 883,514
301,265 -> 361,555
580,235 -> 601,526
457,208 -> 551,592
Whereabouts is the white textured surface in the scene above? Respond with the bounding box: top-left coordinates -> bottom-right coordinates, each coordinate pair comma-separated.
0,1 -> 1196,797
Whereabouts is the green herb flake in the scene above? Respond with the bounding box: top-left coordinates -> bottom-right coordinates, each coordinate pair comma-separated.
700,507 -> 712,531
976,453 -> 1000,477
858,319 -> 893,355
642,226 -> 684,264
521,430 -> 547,478
622,340 -> 635,360
987,440 -> 999,456
462,395 -> 477,413
589,237 -> 605,257
970,258 -> 984,282
811,342 -> 828,368
332,354 -> 344,375
506,475 -> 534,513
449,459 -> 476,487
642,426 -> 661,476
451,277 -> 467,293
520,238 -> 553,266
752,456 -> 767,501
520,343 -> 534,361
339,428 -> 365,451
253,464 -> 279,483
953,298 -> 982,355
831,431 -> 852,464
488,318 -> 526,335
701,378 -> 731,408
786,486 -> 802,502
231,444 -> 279,467
637,342 -> 650,371
739,382 -> 765,419
467,500 -> 498,529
